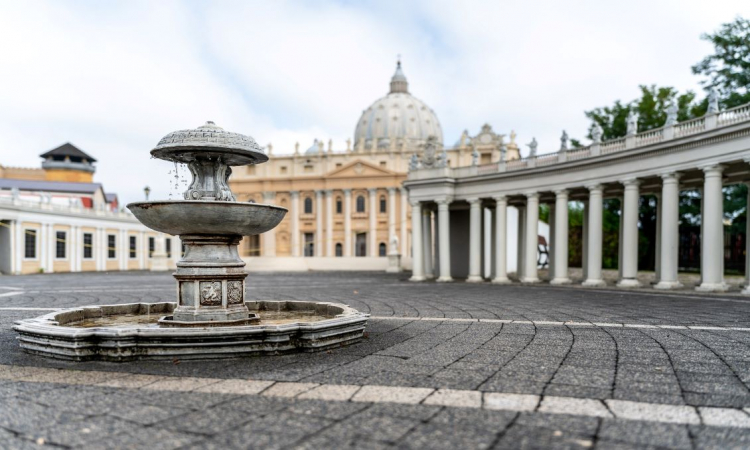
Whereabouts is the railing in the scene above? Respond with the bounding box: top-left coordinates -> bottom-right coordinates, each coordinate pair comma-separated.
0,196 -> 135,220
674,117 -> 705,138
506,159 -> 527,170
477,163 -> 498,175
535,154 -> 558,167
600,138 -> 627,154
635,128 -> 664,146
718,103 -> 750,127
407,101 -> 750,181
567,147 -> 591,161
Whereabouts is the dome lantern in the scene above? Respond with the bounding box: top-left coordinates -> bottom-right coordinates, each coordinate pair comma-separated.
390,59 -> 409,94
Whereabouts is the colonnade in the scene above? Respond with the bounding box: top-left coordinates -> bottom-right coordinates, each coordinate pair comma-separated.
264,187 -> 409,258
410,165 -> 739,292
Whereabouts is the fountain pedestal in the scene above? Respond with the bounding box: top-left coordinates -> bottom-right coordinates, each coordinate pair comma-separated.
165,234 -> 256,325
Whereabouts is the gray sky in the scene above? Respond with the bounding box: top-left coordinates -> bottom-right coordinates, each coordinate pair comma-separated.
0,0 -> 747,205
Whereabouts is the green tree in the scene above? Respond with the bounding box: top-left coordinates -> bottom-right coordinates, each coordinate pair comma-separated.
692,16 -> 750,109
584,85 -> 699,140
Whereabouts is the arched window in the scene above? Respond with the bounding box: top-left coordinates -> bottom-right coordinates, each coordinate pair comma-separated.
356,195 -> 365,213
336,197 -> 342,214
304,197 -> 313,214
379,242 -> 387,257
335,243 -> 343,257
379,195 -> 386,213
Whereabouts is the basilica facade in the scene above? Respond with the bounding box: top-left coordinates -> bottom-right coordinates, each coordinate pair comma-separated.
229,61 -> 520,262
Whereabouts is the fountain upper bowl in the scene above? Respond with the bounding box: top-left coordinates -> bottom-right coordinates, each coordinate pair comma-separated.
127,201 -> 287,236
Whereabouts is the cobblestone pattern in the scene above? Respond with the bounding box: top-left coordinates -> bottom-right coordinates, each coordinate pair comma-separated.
1,272 -> 750,448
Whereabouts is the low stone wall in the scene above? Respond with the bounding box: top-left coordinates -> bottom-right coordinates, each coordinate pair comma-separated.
243,256 -> 413,272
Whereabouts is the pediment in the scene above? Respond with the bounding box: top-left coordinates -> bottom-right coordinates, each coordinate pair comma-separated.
327,160 -> 395,178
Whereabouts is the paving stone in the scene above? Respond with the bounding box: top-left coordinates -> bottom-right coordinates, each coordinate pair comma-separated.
598,419 -> 692,449
423,388 -> 482,408
483,392 -> 540,411
700,406 -> 750,427
297,384 -> 361,401
194,378 -> 274,395
538,396 -> 612,418
352,385 -> 434,404
606,399 -> 700,424
261,382 -> 319,398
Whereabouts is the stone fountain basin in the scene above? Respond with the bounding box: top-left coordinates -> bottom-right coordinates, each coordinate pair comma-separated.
13,301 -> 369,361
127,201 -> 287,236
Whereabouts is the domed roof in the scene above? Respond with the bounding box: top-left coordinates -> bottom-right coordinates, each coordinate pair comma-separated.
305,139 -> 321,155
354,61 -> 443,149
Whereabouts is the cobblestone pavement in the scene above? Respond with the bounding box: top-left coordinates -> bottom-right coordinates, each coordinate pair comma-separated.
2,271 -> 750,449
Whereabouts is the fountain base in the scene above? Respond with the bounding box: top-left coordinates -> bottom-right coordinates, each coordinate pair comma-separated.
13,301 -> 368,361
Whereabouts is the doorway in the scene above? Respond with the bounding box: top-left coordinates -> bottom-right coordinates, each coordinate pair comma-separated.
355,233 -> 367,257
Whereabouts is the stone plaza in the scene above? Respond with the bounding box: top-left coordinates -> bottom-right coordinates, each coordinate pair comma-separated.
3,271 -> 750,449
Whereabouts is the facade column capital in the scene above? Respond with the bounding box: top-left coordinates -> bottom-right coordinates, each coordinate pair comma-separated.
467,197 -> 481,205
554,189 -> 569,196
367,188 -> 377,195
621,178 -> 640,188
410,199 -> 421,207
324,189 -> 334,196
585,183 -> 603,192
524,191 -> 539,199
290,190 -> 300,198
660,172 -> 682,182
492,195 -> 507,203
701,164 -> 726,176
343,188 -> 352,195
435,197 -> 453,207
314,189 -> 324,196
387,187 -> 397,195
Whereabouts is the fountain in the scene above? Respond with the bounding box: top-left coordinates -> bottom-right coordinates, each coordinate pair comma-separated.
13,122 -> 368,361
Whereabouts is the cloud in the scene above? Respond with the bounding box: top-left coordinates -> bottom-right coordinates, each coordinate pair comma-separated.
0,0 -> 746,204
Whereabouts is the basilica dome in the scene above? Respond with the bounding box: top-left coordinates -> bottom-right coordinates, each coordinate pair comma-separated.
354,61 -> 443,150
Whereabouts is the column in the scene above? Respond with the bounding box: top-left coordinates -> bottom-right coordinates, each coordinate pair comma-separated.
492,196 -> 511,284
263,192 -> 277,256
315,190 -> 324,257
15,219 -> 23,274
436,198 -> 453,282
388,188 -> 397,247
290,191 -> 300,257
119,229 -> 126,270
655,173 -> 682,289
744,182 -> 750,294
548,202 -> 556,280
409,201 -> 425,281
516,205 -> 526,280
654,192 -> 662,282
551,190 -> 571,284
617,179 -> 641,288
582,201 -> 588,280
368,188 -> 377,256
467,198 -> 483,282
423,209 -> 434,278
9,220 -> 16,274
583,185 -> 606,286
40,223 -> 47,273
618,197 -> 624,279
523,193 -> 540,283
400,188 -> 408,256
343,189 -> 352,257
325,190 -> 334,257
697,165 -> 727,291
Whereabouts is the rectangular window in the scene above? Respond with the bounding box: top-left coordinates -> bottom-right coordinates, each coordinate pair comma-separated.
55,231 -> 66,259
148,237 -> 155,258
166,238 -> 172,258
24,229 -> 37,259
379,161 -> 386,168
83,233 -> 93,259
129,236 -> 137,258
108,234 -> 116,259
280,166 -> 288,174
